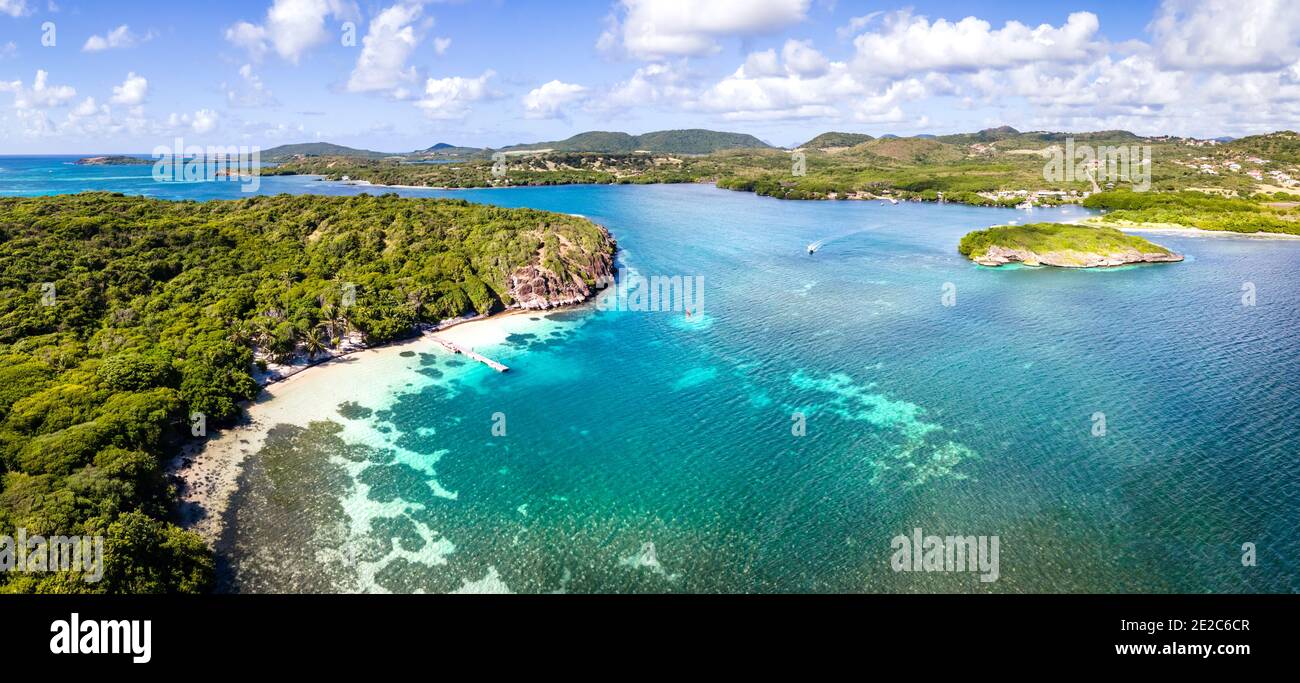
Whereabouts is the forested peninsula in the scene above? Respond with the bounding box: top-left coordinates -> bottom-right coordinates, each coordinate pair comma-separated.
0,192 -> 615,592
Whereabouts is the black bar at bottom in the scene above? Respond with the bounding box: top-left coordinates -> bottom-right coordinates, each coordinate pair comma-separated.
1,594 -> 1290,669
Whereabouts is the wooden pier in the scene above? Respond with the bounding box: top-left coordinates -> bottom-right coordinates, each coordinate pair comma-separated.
430,336 -> 510,372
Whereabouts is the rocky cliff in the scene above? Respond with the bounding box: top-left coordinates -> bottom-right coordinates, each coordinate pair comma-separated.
959,223 -> 1183,269
506,228 -> 616,309
972,244 -> 1184,268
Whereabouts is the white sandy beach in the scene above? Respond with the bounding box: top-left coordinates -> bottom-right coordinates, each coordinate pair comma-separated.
168,308 -> 564,545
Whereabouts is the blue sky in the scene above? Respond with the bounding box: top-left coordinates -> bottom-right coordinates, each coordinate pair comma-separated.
1,0 -> 1297,152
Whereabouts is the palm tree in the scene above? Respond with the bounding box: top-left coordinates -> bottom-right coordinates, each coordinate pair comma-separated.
302,328 -> 327,360
250,318 -> 274,349
227,319 -> 252,346
320,302 -> 338,331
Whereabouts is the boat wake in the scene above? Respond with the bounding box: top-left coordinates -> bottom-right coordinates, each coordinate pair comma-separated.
805,227 -> 878,255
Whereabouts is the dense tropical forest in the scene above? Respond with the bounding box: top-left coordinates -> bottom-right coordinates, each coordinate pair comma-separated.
0,192 -> 614,593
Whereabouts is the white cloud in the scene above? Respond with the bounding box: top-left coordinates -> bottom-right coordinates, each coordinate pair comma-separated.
225,64 -> 278,107
604,61 -> 692,109
523,80 -> 588,119
1151,0 -> 1300,72
0,70 -> 76,109
851,11 -> 1102,77
433,36 -> 451,55
415,70 -> 495,119
226,22 -> 270,61
83,25 -> 147,52
347,1 -> 423,93
169,109 -> 220,134
110,72 -> 148,105
0,0 -> 30,18
225,0 -> 358,64
695,41 -> 885,121
599,0 -> 811,58
781,39 -> 829,77
0,41 -> 16,59
837,12 -> 882,40
70,96 -> 100,118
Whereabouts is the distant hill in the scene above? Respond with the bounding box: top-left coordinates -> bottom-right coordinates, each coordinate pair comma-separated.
937,127 -> 1141,147
852,137 -> 965,164
415,142 -> 488,158
262,142 -> 394,162
937,126 -> 1021,144
503,129 -> 771,154
1226,131 -> 1300,163
799,132 -> 875,150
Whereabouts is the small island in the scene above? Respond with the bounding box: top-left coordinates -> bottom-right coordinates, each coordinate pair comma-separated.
74,155 -> 153,166
959,223 -> 1184,268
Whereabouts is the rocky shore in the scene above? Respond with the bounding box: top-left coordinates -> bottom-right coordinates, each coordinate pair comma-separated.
507,234 -> 616,309
960,222 -> 1184,269
972,244 -> 1185,268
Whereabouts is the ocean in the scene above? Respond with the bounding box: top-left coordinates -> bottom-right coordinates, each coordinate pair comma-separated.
3,156 -> 1297,593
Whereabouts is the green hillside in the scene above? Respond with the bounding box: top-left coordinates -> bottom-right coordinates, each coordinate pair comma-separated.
799,132 -> 875,150
261,142 -> 394,162
504,129 -> 771,154
0,192 -> 615,593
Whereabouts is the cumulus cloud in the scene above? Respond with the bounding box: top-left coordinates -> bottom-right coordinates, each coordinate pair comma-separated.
0,70 -> 76,109
415,70 -> 495,119
851,11 -> 1102,77
347,1 -> 424,94
0,0 -> 30,18
225,64 -> 278,107
110,72 -> 148,105
1151,0 -> 1300,72
83,25 -> 149,52
598,0 -> 811,58
694,40 -> 898,121
169,109 -> 220,134
523,80 -> 588,119
226,0 -> 358,63
604,61 -> 693,109
70,96 -> 101,118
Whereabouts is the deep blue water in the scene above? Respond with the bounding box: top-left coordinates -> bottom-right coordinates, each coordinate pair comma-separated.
3,156 -> 1297,592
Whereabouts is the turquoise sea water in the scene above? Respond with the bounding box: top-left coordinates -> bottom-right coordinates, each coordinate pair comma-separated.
4,156 -> 1297,593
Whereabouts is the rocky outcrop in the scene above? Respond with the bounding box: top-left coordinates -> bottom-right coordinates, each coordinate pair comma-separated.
506,229 -> 616,309
973,244 -> 1184,268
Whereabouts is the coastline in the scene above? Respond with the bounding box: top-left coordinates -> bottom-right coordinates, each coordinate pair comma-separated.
1073,218 -> 1300,240
168,306 -> 574,546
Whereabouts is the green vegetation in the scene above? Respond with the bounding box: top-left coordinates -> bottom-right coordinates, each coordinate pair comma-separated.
261,142 -> 397,163
262,129 -> 1300,210
798,132 -> 875,149
1084,190 -> 1300,235
0,192 -> 613,593
958,223 -> 1177,266
502,128 -> 771,154
74,155 -> 153,166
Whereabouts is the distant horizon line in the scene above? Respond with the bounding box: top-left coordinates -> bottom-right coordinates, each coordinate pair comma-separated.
5,126 -> 1286,157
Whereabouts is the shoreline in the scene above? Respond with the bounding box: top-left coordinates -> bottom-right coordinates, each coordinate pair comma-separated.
167,305 -> 577,546
1071,218 -> 1300,240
